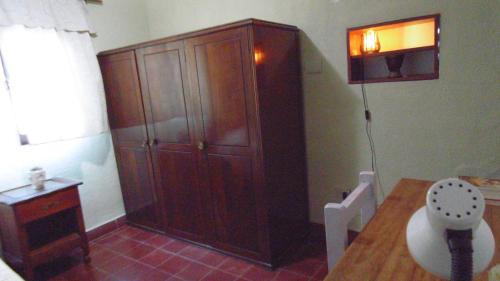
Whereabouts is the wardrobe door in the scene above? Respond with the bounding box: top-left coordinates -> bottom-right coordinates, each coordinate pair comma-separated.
136,42 -> 206,240
185,28 -> 265,255
99,51 -> 161,230
99,51 -> 148,146
115,146 -> 158,229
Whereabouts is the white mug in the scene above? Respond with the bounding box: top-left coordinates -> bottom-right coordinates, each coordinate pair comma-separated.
29,167 -> 46,190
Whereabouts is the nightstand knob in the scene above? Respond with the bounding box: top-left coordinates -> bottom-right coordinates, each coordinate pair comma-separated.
42,201 -> 59,211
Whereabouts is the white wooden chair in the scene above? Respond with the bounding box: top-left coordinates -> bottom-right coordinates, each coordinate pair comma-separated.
324,171 -> 378,270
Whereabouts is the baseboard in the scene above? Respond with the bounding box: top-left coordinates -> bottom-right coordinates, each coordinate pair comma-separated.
86,215 -> 126,241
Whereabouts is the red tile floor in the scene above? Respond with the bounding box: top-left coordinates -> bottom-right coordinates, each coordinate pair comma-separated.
34,225 -> 329,281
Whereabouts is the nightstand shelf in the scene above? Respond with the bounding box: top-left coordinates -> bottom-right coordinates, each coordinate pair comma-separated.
28,233 -> 82,266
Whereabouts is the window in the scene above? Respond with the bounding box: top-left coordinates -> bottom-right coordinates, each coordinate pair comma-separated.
0,54 -> 18,149
0,25 -> 107,145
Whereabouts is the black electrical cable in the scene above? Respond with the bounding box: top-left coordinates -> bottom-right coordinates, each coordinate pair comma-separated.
360,57 -> 385,199
447,229 -> 473,281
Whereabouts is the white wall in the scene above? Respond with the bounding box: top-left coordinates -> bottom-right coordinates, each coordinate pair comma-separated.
87,0 -> 151,52
9,0 -> 493,229
143,0 -> 500,224
0,0 -> 151,231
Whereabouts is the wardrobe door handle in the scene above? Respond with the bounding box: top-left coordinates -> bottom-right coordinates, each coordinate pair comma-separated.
197,141 -> 206,151
141,140 -> 148,148
149,139 -> 158,146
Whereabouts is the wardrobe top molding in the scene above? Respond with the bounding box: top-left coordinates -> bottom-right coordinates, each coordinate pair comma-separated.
97,18 -> 299,56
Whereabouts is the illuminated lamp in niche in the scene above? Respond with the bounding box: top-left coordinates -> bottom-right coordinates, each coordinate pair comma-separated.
360,30 -> 380,54
347,14 -> 440,83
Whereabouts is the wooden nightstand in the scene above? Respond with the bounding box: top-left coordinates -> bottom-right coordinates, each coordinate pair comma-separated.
0,178 -> 89,281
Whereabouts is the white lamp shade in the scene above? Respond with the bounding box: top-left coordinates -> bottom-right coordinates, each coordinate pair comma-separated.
407,207 -> 495,279
406,178 -> 495,279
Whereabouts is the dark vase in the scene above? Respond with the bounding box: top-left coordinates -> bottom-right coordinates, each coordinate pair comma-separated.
385,54 -> 405,78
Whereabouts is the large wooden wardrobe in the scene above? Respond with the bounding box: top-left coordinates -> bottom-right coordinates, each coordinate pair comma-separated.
98,19 -> 308,267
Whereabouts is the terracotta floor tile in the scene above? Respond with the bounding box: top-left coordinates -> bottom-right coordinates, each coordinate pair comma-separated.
166,276 -> 185,281
162,239 -> 190,253
178,245 -> 210,260
47,276 -> 67,281
112,260 -> 154,281
284,258 -> 323,276
139,249 -> 174,268
312,263 -> 329,279
201,270 -> 238,281
198,251 -> 228,267
157,255 -> 192,275
87,267 -> 111,281
123,243 -> 156,260
37,225 -> 328,281
217,257 -> 252,276
92,231 -> 115,242
145,235 -> 174,248
89,242 -> 106,253
115,226 -> 143,239
89,248 -> 118,266
95,255 -> 137,273
103,274 -> 121,281
142,269 -> 173,280
273,270 -> 309,281
241,265 -> 277,281
130,229 -> 157,241
108,238 -> 143,254
94,234 -> 125,248
175,262 -> 213,281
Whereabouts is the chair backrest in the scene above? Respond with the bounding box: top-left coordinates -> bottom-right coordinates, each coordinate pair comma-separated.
324,171 -> 378,270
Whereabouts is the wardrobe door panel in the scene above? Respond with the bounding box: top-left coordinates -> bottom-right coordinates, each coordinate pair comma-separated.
136,42 -> 206,240
99,51 -> 161,230
116,146 -> 159,229
186,28 -> 266,257
207,154 -> 259,252
142,49 -> 190,144
99,51 -> 148,145
192,35 -> 250,147
157,150 -> 204,239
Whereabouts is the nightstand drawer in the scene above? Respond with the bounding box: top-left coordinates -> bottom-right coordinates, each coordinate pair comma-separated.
15,188 -> 80,224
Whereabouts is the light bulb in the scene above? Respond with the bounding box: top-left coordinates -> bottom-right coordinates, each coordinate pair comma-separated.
361,29 -> 380,54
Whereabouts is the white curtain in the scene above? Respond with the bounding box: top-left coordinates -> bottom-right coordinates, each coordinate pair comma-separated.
0,0 -> 107,145
0,56 -> 18,149
0,0 -> 94,33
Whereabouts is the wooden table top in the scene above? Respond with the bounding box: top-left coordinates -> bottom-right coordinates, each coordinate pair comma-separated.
325,178 -> 499,281
0,178 -> 82,205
